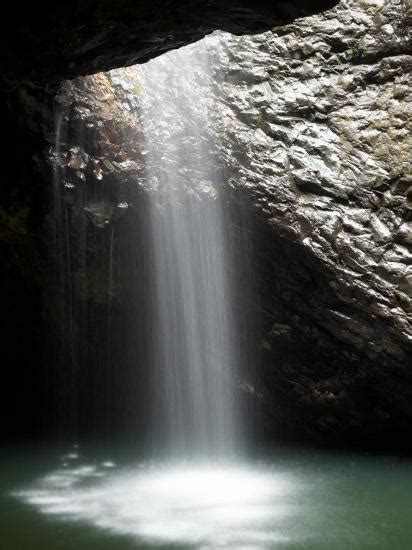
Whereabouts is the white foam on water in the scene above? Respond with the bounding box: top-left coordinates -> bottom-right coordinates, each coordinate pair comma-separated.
15,461 -> 297,548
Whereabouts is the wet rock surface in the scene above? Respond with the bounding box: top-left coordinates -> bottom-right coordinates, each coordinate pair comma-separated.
212,0 -> 412,446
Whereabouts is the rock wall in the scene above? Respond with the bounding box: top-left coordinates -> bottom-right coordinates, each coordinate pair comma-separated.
50,0 -> 412,449
1,0 -> 410,449
214,0 -> 412,446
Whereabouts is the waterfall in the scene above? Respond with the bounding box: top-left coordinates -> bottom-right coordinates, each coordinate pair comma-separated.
138,35 -> 239,456
48,32 -> 257,451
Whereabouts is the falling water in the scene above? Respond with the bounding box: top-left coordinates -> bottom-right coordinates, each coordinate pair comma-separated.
52,104 -> 78,437
138,36 -> 239,456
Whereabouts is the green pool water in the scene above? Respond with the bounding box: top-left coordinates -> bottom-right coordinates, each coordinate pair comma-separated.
1,443 -> 412,549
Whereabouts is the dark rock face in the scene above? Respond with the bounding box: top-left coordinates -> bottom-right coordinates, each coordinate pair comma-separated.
1,0 -> 337,85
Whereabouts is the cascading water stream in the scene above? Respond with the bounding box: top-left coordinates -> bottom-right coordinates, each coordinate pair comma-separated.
49,33 -> 254,455
138,35 -> 240,457
52,105 -> 78,438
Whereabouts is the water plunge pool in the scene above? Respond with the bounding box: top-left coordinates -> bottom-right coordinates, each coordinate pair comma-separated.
3,443 -> 412,549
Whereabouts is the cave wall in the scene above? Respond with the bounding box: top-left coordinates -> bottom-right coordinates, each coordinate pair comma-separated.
40,0 -> 412,450
1,0 -> 411,450
1,0 -> 338,86
1,0 -> 338,441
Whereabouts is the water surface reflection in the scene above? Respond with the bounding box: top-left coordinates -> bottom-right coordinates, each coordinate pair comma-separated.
4,445 -> 412,549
